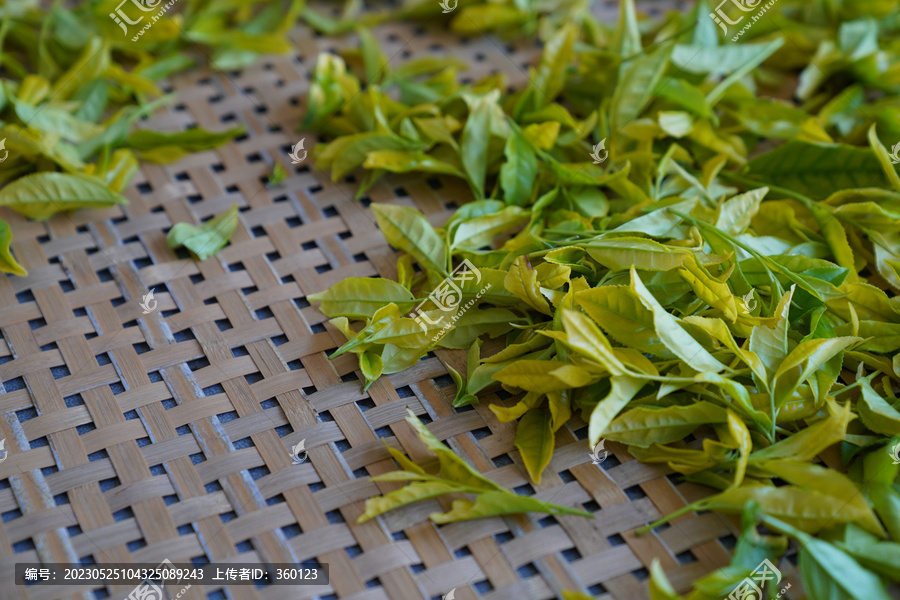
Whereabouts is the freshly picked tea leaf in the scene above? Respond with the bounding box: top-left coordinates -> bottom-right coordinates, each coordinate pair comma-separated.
0,220 -> 27,277
0,172 -> 126,220
357,410 -> 593,523
167,204 -> 239,261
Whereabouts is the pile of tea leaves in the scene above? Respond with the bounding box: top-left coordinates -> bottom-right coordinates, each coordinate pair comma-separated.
305,0 -> 900,598
300,0 -> 597,40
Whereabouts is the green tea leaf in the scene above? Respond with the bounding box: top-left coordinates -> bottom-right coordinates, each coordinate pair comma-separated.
358,480 -> 463,523
750,401 -> 853,463
631,268 -> 726,373
647,560 -> 682,600
451,206 -> 528,250
611,42 -> 672,134
706,485 -> 872,533
799,539 -> 893,600
363,150 -> 465,177
857,378 -> 900,435
309,278 -> 415,319
359,352 -> 384,391
530,23 -> 577,110
125,126 -> 245,164
577,285 -> 673,358
460,92 -> 497,199
772,337 -> 859,408
371,204 -> 447,275
585,238 -> 692,272
499,128 -> 537,206
745,140 -> 891,198
167,204 -> 239,261
358,410 -> 591,524
0,172 -> 126,220
514,409 -> 554,484
429,490 -> 592,523
495,360 -> 594,393
588,376 -> 645,447
715,187 -> 768,236
0,219 -> 27,276
867,124 -> 900,193
705,38 -> 783,106
604,402 -> 728,447
505,255 -> 552,314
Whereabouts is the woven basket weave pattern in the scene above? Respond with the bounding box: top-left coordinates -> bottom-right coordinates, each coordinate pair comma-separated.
0,1 -> 797,599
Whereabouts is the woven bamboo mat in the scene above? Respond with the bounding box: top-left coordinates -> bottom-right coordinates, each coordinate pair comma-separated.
0,1 -> 804,599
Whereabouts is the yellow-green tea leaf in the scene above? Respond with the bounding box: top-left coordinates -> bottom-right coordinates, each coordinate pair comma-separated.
167,203 -> 239,261
0,172 -> 126,220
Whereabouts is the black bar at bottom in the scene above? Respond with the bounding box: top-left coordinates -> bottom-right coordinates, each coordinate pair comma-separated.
14,563 -> 329,586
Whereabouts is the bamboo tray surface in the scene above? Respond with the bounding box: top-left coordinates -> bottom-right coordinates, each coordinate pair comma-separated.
0,1 -> 793,599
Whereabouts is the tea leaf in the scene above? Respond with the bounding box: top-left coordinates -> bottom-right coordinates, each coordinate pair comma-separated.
745,140 -> 890,198
0,219 -> 27,277
125,126 -> 245,164
167,203 -> 239,261
500,129 -> 537,206
310,278 -> 416,319
372,204 -> 447,275
460,92 -> 496,199
514,409 -> 554,484
357,410 -> 592,523
0,172 -> 126,220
